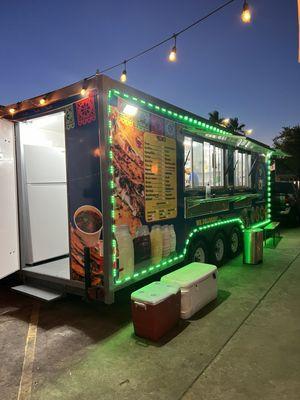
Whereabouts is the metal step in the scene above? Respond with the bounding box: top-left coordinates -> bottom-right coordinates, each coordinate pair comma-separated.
11,284 -> 63,301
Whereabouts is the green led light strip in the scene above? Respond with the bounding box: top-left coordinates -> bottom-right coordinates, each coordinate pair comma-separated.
112,89 -> 233,137
107,89 -> 273,287
114,218 -> 245,286
107,90 -> 117,278
266,155 -> 272,220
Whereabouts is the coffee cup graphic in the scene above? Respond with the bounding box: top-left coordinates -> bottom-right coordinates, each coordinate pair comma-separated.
74,205 -> 103,247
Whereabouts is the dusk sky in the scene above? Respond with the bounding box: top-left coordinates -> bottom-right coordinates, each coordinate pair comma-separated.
0,0 -> 299,145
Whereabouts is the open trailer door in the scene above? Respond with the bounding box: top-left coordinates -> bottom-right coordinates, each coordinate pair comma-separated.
0,118 -> 20,279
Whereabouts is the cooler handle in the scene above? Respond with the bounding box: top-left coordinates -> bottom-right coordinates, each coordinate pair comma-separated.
134,301 -> 147,310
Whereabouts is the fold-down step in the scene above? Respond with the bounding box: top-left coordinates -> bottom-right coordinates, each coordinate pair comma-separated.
11,285 -> 63,301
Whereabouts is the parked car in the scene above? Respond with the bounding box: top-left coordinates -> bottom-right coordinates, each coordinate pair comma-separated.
272,181 -> 300,225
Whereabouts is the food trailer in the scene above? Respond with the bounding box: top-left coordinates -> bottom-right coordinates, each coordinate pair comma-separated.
0,74 -> 275,303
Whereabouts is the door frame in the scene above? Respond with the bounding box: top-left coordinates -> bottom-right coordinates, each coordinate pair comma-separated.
0,118 -> 20,279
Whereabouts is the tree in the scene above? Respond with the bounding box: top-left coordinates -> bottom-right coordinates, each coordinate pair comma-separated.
228,117 -> 246,134
273,126 -> 300,179
208,112 -> 247,134
208,110 -> 223,124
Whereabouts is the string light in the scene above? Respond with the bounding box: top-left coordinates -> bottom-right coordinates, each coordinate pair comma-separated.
99,0 -> 238,77
241,1 -> 251,23
39,97 -> 47,105
120,61 -> 127,83
168,35 -> 177,62
8,102 -> 21,116
245,129 -> 253,135
0,0 -> 250,119
80,79 -> 88,96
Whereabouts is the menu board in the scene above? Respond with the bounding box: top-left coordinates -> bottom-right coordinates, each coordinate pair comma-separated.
144,132 -> 177,222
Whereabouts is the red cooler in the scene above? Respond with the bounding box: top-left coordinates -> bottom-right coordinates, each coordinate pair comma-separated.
131,281 -> 180,341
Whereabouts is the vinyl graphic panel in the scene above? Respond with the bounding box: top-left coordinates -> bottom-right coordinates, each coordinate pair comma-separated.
65,93 -> 104,286
109,95 -> 178,281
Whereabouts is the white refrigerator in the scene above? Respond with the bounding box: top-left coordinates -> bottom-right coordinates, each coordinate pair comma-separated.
24,144 -> 69,264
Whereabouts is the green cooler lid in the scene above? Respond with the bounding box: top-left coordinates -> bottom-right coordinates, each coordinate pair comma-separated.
161,262 -> 217,288
131,281 -> 180,305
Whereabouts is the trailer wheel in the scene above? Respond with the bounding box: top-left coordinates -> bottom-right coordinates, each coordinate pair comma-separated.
228,226 -> 242,258
188,239 -> 208,263
211,232 -> 226,267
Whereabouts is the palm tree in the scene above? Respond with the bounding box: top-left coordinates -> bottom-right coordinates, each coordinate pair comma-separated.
228,117 -> 246,134
208,110 -> 223,124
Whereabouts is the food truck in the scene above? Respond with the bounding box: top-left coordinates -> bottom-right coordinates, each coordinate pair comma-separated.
0,74 -> 276,303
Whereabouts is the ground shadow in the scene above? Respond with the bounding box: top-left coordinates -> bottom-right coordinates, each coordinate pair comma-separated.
264,236 -> 282,249
0,273 -> 133,345
188,289 -> 231,321
1,262 -> 226,347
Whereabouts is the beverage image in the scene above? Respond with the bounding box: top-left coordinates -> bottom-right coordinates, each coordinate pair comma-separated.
74,205 -> 103,247
133,225 -> 151,263
150,225 -> 163,264
169,224 -> 176,253
115,225 -> 134,278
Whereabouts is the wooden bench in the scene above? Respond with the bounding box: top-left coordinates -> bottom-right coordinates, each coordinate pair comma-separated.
264,222 -> 280,248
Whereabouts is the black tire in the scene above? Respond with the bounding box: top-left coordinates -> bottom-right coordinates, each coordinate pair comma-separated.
188,239 -> 209,263
211,231 -> 227,267
228,226 -> 242,258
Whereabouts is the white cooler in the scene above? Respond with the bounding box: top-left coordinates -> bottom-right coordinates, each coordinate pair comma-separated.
161,262 -> 218,319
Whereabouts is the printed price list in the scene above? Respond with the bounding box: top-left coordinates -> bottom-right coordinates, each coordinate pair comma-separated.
144,132 -> 177,222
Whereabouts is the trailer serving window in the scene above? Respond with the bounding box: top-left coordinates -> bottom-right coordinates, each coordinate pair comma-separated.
184,137 -> 224,189
234,150 -> 251,187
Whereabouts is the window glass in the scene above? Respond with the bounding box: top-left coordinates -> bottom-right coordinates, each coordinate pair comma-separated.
215,146 -> 224,187
234,150 -> 252,187
203,142 -> 211,186
209,143 -> 214,185
238,152 -> 243,186
185,137 -> 224,189
247,154 -> 252,187
192,141 -> 203,187
184,137 -> 192,189
242,153 -> 248,186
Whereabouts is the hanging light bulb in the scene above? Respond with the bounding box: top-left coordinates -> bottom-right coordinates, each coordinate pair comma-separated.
80,79 -> 88,96
39,97 -> 46,105
241,1 -> 251,23
120,61 -> 127,83
168,35 -> 177,62
8,101 -> 21,116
